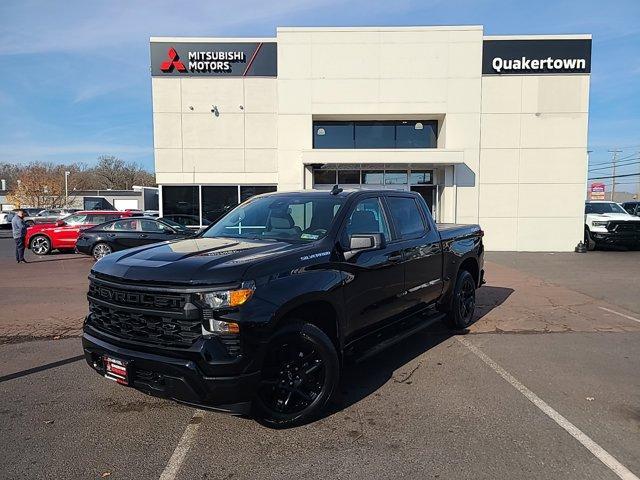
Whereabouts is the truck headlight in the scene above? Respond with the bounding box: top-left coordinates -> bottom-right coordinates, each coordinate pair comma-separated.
198,281 -> 255,309
592,221 -> 609,227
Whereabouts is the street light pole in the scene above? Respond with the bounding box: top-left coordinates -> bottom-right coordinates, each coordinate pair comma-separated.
64,171 -> 70,207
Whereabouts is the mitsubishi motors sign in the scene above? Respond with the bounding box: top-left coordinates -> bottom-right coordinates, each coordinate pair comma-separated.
150,41 -> 277,77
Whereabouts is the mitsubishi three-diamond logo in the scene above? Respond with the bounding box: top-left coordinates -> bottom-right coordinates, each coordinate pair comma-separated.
160,47 -> 186,73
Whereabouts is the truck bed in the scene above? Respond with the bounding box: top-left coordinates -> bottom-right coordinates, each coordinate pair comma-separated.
437,223 -> 482,242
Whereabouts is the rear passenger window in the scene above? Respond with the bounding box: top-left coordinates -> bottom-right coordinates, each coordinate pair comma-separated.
386,197 -> 426,239
345,197 -> 391,240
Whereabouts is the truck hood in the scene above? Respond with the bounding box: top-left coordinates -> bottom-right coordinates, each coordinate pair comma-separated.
91,236 -> 306,286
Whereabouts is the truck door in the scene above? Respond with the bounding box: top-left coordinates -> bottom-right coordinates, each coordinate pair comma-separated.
339,195 -> 406,339
385,194 -> 443,311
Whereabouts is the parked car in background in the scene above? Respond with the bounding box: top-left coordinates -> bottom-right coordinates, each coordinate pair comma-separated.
143,210 -> 159,217
622,201 -> 640,217
0,211 -> 12,229
584,201 -> 640,250
76,217 -> 195,260
23,208 -> 83,226
26,210 -> 136,255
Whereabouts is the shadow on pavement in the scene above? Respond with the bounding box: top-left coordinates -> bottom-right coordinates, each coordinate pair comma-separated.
474,286 -> 514,321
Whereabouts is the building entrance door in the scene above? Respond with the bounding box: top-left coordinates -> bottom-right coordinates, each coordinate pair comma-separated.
410,185 -> 437,220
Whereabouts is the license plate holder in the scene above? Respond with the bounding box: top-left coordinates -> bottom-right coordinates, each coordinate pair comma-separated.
103,356 -> 129,385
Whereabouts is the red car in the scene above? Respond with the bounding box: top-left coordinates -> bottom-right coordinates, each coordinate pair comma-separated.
26,210 -> 136,255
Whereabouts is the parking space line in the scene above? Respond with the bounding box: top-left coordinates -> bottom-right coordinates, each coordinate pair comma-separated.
598,306 -> 640,325
456,336 -> 639,480
159,409 -> 205,480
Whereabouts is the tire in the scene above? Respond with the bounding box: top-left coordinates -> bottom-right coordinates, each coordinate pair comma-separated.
253,322 -> 339,428
92,242 -> 113,260
30,235 -> 51,255
444,269 -> 477,330
584,227 -> 596,251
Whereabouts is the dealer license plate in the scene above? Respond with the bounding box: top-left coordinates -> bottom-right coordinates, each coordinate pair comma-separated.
103,356 -> 129,385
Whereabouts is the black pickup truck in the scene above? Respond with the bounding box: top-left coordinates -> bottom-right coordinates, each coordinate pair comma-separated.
83,189 -> 484,427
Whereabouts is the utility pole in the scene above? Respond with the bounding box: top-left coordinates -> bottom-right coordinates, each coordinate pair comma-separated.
608,149 -> 622,201
64,171 -> 70,207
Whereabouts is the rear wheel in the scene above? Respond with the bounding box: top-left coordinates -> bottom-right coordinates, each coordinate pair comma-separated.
30,235 -> 51,255
445,269 -> 477,329
253,323 -> 339,428
92,242 -> 112,260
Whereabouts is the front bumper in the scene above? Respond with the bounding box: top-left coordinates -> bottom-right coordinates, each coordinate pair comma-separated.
590,230 -> 640,246
83,331 -> 261,414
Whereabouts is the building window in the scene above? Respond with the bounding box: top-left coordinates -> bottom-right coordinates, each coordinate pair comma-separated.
338,170 -> 360,184
162,186 -> 200,226
240,185 -> 277,202
202,186 -> 239,225
354,122 -> 395,148
313,122 -> 354,149
313,120 -> 438,149
362,170 -> 384,185
384,170 -> 408,185
313,169 -> 338,185
396,121 -> 437,148
409,170 -> 433,185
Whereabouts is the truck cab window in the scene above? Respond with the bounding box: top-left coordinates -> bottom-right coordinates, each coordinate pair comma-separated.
386,196 -> 425,238
345,197 -> 391,240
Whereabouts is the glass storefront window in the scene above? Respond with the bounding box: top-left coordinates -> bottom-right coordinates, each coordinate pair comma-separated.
409,170 -> 433,185
240,185 -> 277,203
362,170 -> 384,185
162,186 -> 200,226
354,122 -> 395,148
313,169 -> 337,185
202,186 -> 239,225
384,170 -> 408,185
396,121 -> 437,148
338,170 -> 360,184
313,122 -> 354,149
313,120 -> 438,149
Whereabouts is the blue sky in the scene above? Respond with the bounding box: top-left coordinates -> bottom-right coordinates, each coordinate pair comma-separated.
1,0 -> 639,192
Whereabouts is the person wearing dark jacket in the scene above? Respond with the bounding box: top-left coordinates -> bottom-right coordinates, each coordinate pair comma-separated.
12,210 -> 28,263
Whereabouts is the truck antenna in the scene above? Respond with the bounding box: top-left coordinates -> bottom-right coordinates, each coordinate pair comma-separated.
330,184 -> 343,195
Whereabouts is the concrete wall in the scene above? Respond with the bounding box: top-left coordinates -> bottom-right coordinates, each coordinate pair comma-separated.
153,74 -> 278,186
479,74 -> 590,251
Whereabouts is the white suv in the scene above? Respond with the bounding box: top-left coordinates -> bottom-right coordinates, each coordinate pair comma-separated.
584,201 -> 640,250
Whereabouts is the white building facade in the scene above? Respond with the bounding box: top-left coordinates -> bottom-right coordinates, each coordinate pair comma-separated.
150,26 -> 591,251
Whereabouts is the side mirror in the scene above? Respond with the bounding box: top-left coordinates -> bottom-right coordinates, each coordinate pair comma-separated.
345,233 -> 384,260
55,220 -> 66,227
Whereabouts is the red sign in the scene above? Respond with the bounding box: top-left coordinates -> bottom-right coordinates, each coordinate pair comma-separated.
160,47 -> 186,73
590,182 -> 605,200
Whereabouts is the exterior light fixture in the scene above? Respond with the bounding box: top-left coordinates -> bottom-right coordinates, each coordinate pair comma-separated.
317,128 -> 326,136
414,122 -> 424,130
211,105 -> 220,117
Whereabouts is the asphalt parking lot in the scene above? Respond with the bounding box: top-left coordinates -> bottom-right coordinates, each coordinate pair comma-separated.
1,233 -> 639,480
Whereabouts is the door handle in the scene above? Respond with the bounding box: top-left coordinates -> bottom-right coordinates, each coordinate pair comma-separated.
139,234 -> 148,238
387,253 -> 403,263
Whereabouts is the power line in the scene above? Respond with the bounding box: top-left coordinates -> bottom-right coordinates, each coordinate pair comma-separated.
589,158 -> 640,172
589,151 -> 639,167
588,172 -> 640,181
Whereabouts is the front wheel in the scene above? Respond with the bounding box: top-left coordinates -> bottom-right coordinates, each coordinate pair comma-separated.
30,235 -> 51,255
584,227 -> 596,251
253,323 -> 339,428
445,270 -> 477,329
92,242 -> 113,260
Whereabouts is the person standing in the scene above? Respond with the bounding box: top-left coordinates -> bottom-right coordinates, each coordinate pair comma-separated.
12,209 -> 28,263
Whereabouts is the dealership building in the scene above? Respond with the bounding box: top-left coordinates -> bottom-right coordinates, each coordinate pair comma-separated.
150,25 -> 591,251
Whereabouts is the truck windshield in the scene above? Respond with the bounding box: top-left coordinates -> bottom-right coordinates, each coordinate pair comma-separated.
202,195 -> 346,242
585,203 -> 627,214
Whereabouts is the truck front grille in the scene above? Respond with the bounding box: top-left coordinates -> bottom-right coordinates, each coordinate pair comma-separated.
88,303 -> 202,347
608,221 -> 640,233
86,278 -> 201,348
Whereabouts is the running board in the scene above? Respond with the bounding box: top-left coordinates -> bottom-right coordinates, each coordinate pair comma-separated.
351,312 -> 447,364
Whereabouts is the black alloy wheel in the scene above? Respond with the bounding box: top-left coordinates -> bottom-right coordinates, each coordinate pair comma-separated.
447,269 -> 477,329
254,323 -> 339,428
